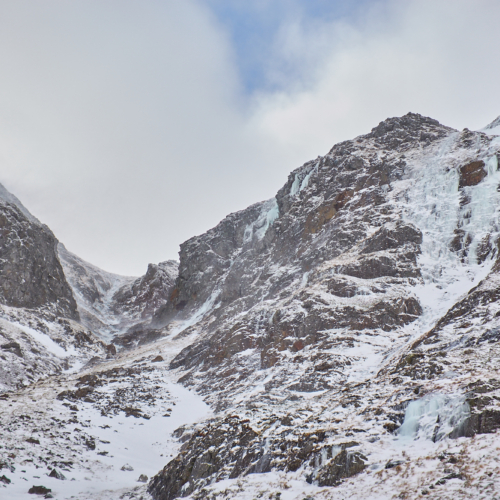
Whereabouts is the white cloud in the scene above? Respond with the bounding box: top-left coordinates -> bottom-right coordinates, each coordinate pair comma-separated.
253,0 -> 500,160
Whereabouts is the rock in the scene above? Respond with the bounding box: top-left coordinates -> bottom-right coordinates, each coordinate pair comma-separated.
385,460 -> 405,469
148,416 -> 262,500
0,197 -> 78,319
361,222 -> 422,254
152,355 -> 164,362
0,475 -> 11,484
315,450 -> 367,487
84,437 -> 96,450
1,341 -> 23,357
25,437 -> 40,445
48,468 -> 66,480
123,407 -> 143,418
121,464 -> 134,471
0,459 -> 15,473
106,343 -> 117,356
28,485 -> 51,495
459,160 -> 486,188
465,409 -> 500,435
137,474 -> 148,483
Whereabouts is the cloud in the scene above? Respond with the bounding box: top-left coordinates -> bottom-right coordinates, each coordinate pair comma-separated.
253,0 -> 500,159
0,0 -> 296,274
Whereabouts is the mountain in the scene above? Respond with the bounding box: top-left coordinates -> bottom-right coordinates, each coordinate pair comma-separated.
58,243 -> 178,344
0,184 -> 114,393
2,113 -> 500,500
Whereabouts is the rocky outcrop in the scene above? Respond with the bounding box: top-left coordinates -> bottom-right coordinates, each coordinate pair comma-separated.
112,260 -> 178,320
0,198 -> 78,320
148,416 -> 262,500
459,160 -> 487,188
148,416 -> 367,500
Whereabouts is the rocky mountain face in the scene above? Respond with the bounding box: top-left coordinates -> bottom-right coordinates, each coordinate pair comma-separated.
147,113 -> 500,499
2,113 -> 500,500
149,114 -> 498,409
0,192 -> 78,321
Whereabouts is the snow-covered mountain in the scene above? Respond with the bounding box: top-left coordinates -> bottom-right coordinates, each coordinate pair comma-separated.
58,243 -> 178,343
2,113 -> 500,499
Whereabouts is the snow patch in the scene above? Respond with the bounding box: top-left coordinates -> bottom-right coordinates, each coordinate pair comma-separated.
4,319 -> 76,358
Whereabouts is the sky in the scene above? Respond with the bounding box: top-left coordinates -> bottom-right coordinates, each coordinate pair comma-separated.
1,0 -> 500,276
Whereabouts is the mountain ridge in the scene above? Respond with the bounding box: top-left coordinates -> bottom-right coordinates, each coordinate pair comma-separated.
1,112 -> 500,499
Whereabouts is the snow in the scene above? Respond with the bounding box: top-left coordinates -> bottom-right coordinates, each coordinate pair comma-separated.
394,136 -> 500,334
479,115 -> 500,136
2,336 -> 213,500
1,318 -> 76,358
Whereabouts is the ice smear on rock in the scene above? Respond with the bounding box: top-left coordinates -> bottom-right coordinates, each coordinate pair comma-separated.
398,393 -> 470,442
244,198 -> 279,243
289,161 -> 319,196
170,289 -> 220,335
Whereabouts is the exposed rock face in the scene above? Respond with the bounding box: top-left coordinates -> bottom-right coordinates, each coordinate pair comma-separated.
148,415 -> 366,500
149,416 -> 262,500
459,160 -> 487,188
0,192 -> 78,320
111,261 -> 178,346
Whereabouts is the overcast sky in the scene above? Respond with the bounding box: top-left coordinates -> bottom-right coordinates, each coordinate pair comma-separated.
1,0 -> 500,275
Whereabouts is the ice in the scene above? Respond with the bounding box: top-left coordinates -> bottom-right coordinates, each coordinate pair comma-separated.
397,136 -> 500,328
289,161 -> 319,196
300,271 -> 310,287
170,289 -> 220,335
398,393 -> 470,442
290,175 -> 301,196
244,198 -> 279,243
